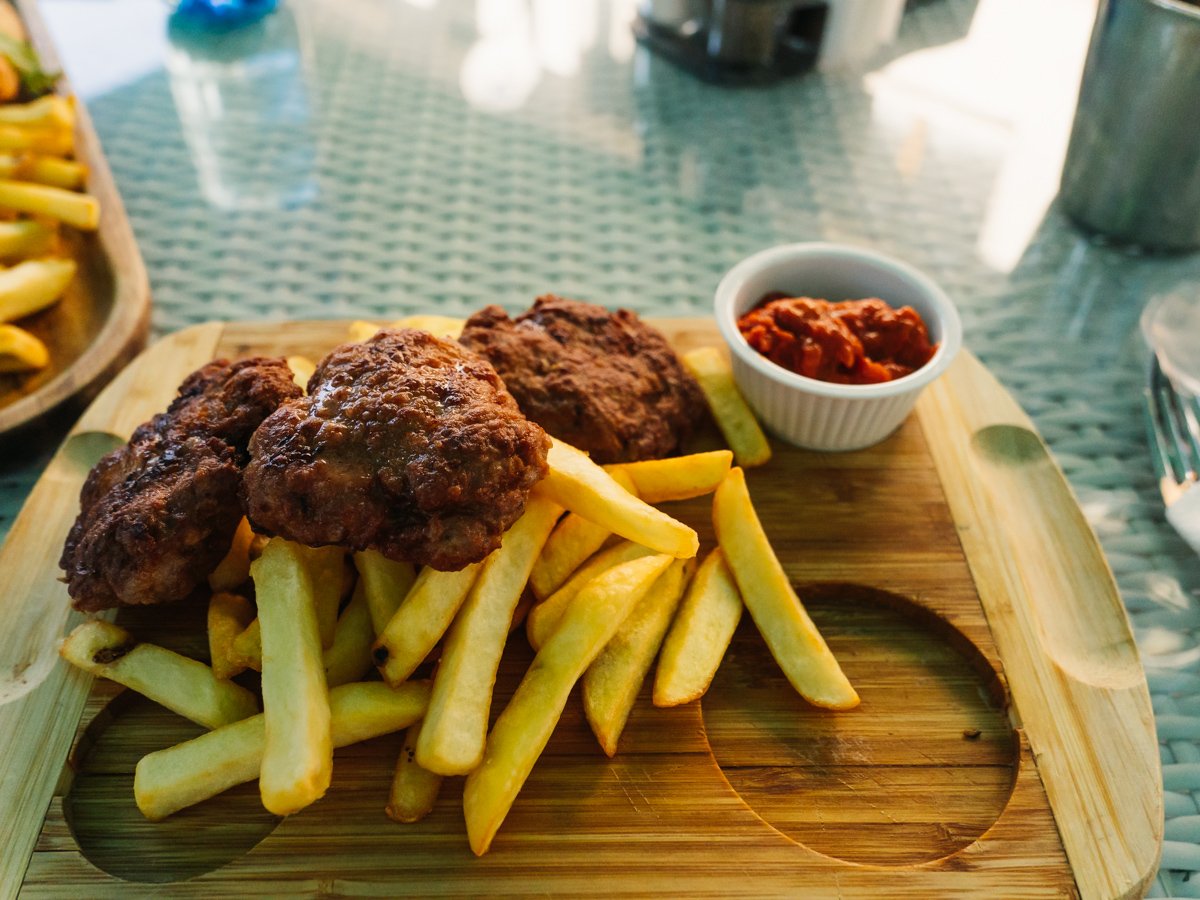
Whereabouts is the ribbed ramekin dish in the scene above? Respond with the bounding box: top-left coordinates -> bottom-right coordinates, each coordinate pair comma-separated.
714,243 -> 962,452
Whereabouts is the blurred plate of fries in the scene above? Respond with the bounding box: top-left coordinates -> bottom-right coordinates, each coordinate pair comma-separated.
0,0 -> 149,437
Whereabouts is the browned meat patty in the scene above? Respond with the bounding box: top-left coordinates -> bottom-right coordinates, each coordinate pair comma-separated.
60,358 -> 303,612
458,296 -> 706,464
242,328 -> 550,571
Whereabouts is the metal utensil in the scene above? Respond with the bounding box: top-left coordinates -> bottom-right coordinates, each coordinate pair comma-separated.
1145,356 -> 1200,554
1059,0 -> 1200,251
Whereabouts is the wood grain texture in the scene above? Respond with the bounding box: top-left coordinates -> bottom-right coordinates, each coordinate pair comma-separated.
921,351 -> 1163,899
0,323 -> 223,900
0,0 -> 151,436
1,319 -> 1159,898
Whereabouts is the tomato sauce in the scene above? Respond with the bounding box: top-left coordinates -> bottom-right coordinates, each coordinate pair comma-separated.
736,294 -> 937,385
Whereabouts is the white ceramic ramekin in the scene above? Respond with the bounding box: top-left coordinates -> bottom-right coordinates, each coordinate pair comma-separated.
714,243 -> 962,452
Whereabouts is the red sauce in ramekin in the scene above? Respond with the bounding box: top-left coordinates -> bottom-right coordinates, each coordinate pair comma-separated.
736,293 -> 938,385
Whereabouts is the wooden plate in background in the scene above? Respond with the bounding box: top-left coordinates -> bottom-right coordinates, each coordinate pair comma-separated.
0,0 -> 150,436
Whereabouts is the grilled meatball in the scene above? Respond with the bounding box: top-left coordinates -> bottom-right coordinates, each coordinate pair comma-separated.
242,328 -> 550,571
458,296 -> 705,463
60,357 -> 303,612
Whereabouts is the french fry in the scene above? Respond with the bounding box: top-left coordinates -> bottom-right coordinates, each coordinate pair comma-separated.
252,537 -> 333,816
373,562 -> 481,687
347,319 -> 380,342
0,125 -> 72,157
583,557 -> 692,756
354,549 -> 417,639
528,468 -> 634,602
387,718 -> 443,824
208,517 -> 255,592
525,540 -> 655,652
0,154 -> 86,190
287,354 -> 315,390
528,514 -> 612,602
540,439 -> 698,560
60,620 -> 258,729
713,468 -> 858,710
391,314 -> 465,339
606,449 -> 734,504
653,548 -> 743,707
0,322 -> 47,371
463,553 -> 674,855
232,618 -> 261,672
682,347 -> 772,468
324,580 -> 375,688
0,95 -> 75,129
299,544 -> 344,650
0,219 -> 54,258
0,257 -> 75,322
207,592 -> 254,682
0,180 -> 97,229
134,681 -> 430,821
415,493 -> 562,775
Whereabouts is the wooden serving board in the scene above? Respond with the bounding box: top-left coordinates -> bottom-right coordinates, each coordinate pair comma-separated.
0,0 -> 151,437
0,320 -> 1161,899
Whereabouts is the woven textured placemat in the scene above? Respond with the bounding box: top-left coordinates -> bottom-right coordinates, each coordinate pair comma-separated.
6,0 -> 1200,891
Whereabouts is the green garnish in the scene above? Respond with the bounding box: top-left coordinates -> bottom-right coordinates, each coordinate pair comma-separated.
0,33 -> 59,99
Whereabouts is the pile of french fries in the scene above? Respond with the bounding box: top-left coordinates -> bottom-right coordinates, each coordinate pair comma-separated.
0,92 -> 101,374
58,322 -> 858,856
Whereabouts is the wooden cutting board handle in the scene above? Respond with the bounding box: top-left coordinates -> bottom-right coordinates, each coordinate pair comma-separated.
920,351 -> 1162,900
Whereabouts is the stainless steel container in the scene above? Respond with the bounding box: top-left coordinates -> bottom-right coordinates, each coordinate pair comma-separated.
1059,0 -> 1200,252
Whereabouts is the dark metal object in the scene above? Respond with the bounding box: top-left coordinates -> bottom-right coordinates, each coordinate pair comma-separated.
1060,0 -> 1200,251
635,0 -> 828,85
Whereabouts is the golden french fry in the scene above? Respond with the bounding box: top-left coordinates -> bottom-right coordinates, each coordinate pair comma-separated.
387,718 -> 444,824
653,548 -> 743,707
525,540 -> 655,652
0,95 -> 75,129
297,544 -> 344,650
354,549 -> 417,639
0,219 -> 55,258
540,439 -> 698,560
415,493 -> 562,776
347,319 -> 381,342
463,553 -> 674,855
713,468 -> 857,709
0,155 -> 86,190
0,180 -> 97,229
324,580 -> 375,688
391,314 -> 465,339
252,537 -> 333,816
0,257 -> 76,322
509,588 -> 535,635
232,617 -> 261,672
583,557 -> 692,757
287,354 -> 315,390
207,592 -> 254,682
0,322 -> 47,371
373,562 -> 481,687
528,514 -> 612,602
134,681 -> 430,821
60,620 -> 258,729
0,125 -> 73,157
528,468 -> 634,602
208,517 -> 255,592
607,449 -> 734,504
682,347 -> 772,468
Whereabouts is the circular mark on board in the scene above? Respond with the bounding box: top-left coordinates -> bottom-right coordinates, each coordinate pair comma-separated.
701,584 -> 1018,867
64,691 -> 280,883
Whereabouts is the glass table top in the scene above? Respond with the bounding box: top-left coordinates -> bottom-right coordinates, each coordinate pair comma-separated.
4,0 -> 1200,891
